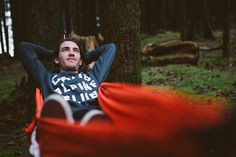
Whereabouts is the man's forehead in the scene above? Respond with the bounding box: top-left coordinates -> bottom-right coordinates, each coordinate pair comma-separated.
60,41 -> 79,49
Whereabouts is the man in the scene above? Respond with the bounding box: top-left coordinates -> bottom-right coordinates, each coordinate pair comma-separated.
20,39 -> 116,157
20,39 -> 116,122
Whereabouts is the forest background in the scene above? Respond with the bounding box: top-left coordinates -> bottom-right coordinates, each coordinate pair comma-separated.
0,0 -> 235,156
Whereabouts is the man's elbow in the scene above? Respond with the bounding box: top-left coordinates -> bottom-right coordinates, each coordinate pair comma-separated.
107,43 -> 116,53
19,41 -> 30,50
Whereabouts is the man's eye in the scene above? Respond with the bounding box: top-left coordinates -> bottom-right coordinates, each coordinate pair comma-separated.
74,49 -> 80,53
61,48 -> 69,52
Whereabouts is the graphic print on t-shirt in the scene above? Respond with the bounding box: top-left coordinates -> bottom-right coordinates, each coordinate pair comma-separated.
51,73 -> 98,104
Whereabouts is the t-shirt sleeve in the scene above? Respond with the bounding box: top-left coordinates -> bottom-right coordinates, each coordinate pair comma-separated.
19,42 -> 53,87
85,43 -> 116,83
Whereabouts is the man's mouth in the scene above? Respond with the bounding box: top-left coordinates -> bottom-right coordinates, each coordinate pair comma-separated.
67,58 -> 76,61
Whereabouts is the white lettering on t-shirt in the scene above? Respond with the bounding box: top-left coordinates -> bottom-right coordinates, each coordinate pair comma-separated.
54,87 -> 62,94
77,83 -> 84,90
52,74 -> 99,104
84,93 -> 90,100
80,93 -> 85,102
63,95 -> 70,101
89,91 -> 98,99
52,75 -> 60,85
89,80 -> 97,88
61,76 -> 71,82
78,73 -> 83,78
84,74 -> 91,81
61,83 -> 71,93
69,84 -> 77,90
82,82 -> 92,91
71,95 -> 76,101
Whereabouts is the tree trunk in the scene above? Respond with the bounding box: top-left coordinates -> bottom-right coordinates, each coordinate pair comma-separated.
10,0 -> 32,59
0,0 -> 5,56
2,0 -> 9,55
101,0 -> 141,84
26,0 -> 63,48
62,0 -> 72,38
10,0 -> 63,122
180,0 -> 187,41
68,0 -> 79,34
202,0 -> 214,39
222,0 -> 231,57
159,0 -> 166,31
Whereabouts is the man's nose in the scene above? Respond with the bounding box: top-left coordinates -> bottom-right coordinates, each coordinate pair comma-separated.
68,49 -> 75,55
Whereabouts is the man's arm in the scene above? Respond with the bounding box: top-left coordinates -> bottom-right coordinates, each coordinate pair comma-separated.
84,43 -> 116,83
19,42 -> 53,87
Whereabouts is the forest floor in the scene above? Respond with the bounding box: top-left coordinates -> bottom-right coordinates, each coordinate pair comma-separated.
0,30 -> 236,156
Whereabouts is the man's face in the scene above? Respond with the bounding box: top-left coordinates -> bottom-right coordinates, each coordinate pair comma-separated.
54,41 -> 82,73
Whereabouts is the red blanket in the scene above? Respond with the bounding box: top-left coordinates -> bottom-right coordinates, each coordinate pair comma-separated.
30,83 -> 227,157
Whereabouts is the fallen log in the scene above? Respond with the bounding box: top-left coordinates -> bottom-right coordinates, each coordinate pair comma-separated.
199,44 -> 222,51
142,41 -> 199,66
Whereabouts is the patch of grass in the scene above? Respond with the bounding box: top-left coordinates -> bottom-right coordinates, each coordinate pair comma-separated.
0,61 -> 26,102
143,64 -> 235,95
0,121 -> 28,157
0,76 -> 19,101
141,32 -> 236,105
141,31 -> 180,48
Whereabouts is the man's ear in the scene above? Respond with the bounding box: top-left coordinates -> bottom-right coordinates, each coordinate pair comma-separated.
54,57 -> 59,64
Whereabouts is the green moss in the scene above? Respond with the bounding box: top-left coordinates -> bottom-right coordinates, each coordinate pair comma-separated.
141,32 -> 236,105
141,31 -> 180,48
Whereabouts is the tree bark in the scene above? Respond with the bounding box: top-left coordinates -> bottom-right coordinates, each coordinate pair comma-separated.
180,0 -> 187,41
0,0 -> 5,55
202,0 -> 214,39
101,0 -> 141,84
222,0 -> 231,57
2,0 -> 9,55
68,0 -> 79,34
62,0 -> 72,38
11,0 -> 33,59
26,0 -> 63,48
159,0 -> 166,31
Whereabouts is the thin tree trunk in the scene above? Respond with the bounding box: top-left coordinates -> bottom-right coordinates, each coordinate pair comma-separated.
62,0 -> 71,38
160,0 -> 166,31
10,0 -> 32,59
0,0 -> 5,55
181,0 -> 187,41
222,0 -> 230,57
69,0 -> 78,34
202,0 -> 214,39
101,0 -> 141,84
0,26 -> 5,60
0,22 -> 5,55
2,0 -> 9,55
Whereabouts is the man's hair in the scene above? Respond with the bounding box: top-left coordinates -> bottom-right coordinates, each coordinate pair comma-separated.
52,38 -> 88,73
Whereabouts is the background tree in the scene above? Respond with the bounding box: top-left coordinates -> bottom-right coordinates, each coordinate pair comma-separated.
9,0 -> 64,121
202,0 -> 214,39
26,0 -> 63,48
101,0 -> 141,84
222,0 -> 231,57
10,0 -> 31,59
12,0 -> 63,50
0,0 -> 5,56
1,0 -> 9,55
159,0 -> 166,31
180,0 -> 187,41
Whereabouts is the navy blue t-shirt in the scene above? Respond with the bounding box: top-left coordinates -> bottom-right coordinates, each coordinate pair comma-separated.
19,42 -> 116,113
